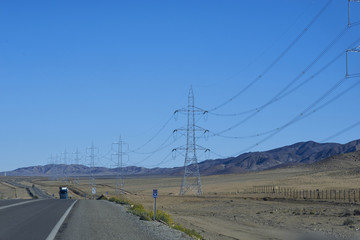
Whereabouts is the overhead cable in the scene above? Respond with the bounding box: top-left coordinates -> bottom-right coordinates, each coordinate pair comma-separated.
232,76 -> 360,156
209,0 -> 333,112
321,120 -> 360,142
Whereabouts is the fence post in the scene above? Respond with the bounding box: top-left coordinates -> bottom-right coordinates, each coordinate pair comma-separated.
354,191 -> 356,202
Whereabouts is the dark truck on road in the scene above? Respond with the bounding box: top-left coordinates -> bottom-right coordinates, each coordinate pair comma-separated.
59,186 -> 68,199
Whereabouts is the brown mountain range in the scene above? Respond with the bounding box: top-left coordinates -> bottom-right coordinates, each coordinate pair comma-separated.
2,139 -> 360,177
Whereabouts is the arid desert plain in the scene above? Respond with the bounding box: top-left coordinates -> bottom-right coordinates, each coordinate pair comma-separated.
2,151 -> 360,240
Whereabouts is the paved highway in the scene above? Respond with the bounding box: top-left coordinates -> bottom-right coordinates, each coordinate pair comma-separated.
0,199 -> 31,207
55,200 -> 192,240
0,199 -> 191,240
0,199 -> 75,240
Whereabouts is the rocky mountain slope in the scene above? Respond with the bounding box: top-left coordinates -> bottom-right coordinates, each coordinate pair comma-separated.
2,139 -> 360,177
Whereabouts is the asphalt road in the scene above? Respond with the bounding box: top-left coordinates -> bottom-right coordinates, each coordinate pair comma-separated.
0,199 -> 31,207
0,199 -> 190,240
55,200 -> 192,240
0,199 -> 75,240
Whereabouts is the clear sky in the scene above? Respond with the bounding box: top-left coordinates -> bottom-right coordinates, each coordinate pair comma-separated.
0,0 -> 359,171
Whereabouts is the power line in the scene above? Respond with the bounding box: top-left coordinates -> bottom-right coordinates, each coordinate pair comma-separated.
230,76 -> 360,156
210,37 -> 360,138
321,120 -> 360,142
200,0 -> 315,89
130,133 -> 181,166
209,0 -> 333,112
131,132 -> 180,155
130,114 -> 174,153
210,26 -> 351,118
146,151 -> 173,168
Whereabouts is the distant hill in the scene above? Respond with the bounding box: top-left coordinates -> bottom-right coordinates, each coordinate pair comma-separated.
196,139 -> 360,175
2,139 -> 360,177
307,150 -> 360,172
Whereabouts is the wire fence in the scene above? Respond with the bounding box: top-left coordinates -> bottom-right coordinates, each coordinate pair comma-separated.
246,185 -> 360,203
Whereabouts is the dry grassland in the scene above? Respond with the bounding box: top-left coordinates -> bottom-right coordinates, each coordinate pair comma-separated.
4,152 -> 360,240
23,164 -> 360,240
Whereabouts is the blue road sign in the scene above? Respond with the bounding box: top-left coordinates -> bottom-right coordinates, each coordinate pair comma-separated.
153,189 -> 158,198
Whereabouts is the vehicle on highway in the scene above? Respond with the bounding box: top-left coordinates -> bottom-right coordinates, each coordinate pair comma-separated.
59,187 -> 68,199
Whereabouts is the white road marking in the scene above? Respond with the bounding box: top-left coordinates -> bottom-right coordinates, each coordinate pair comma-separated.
46,200 -> 78,240
0,199 -> 42,210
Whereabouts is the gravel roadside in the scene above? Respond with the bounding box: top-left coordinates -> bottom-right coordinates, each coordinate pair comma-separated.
55,199 -> 193,240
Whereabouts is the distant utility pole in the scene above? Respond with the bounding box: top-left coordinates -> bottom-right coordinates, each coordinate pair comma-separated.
346,45 -> 360,77
87,142 -> 97,198
61,149 -> 68,184
72,148 -> 81,185
54,154 -> 60,180
112,136 -> 129,195
73,148 -> 81,165
48,154 -> 55,180
348,0 -> 360,27
48,154 -> 54,164
173,87 -> 209,196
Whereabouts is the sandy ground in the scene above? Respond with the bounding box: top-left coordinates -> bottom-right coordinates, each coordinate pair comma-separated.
0,178 -> 31,199
3,162 -> 360,240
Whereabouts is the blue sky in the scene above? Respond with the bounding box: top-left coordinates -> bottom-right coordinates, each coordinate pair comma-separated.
0,0 -> 359,171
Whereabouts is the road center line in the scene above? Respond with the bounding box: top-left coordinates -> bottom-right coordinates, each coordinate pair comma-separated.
46,200 -> 78,240
0,199 -> 42,211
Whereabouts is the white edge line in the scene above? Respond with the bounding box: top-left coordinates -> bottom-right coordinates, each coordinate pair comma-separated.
0,199 -> 42,210
46,200 -> 78,240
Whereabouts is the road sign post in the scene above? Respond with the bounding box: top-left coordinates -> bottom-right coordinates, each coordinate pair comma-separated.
153,189 -> 158,220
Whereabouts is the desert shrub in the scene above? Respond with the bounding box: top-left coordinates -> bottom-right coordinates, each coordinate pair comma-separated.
353,209 -> 360,216
129,203 -> 151,221
108,196 -> 131,205
149,210 -> 173,225
341,210 -> 352,217
172,224 -> 203,240
343,218 -> 354,226
106,197 -> 203,239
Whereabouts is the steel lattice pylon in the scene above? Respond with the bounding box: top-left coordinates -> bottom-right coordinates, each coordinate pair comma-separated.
176,87 -> 208,196
112,136 -> 128,195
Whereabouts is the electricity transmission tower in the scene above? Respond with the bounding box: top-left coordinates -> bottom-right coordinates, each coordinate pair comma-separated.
346,45 -> 360,77
61,149 -> 68,183
54,154 -> 60,180
112,136 -> 129,195
48,154 -> 54,164
48,154 -> 56,180
87,142 -> 97,198
72,148 -> 81,185
173,87 -> 209,196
